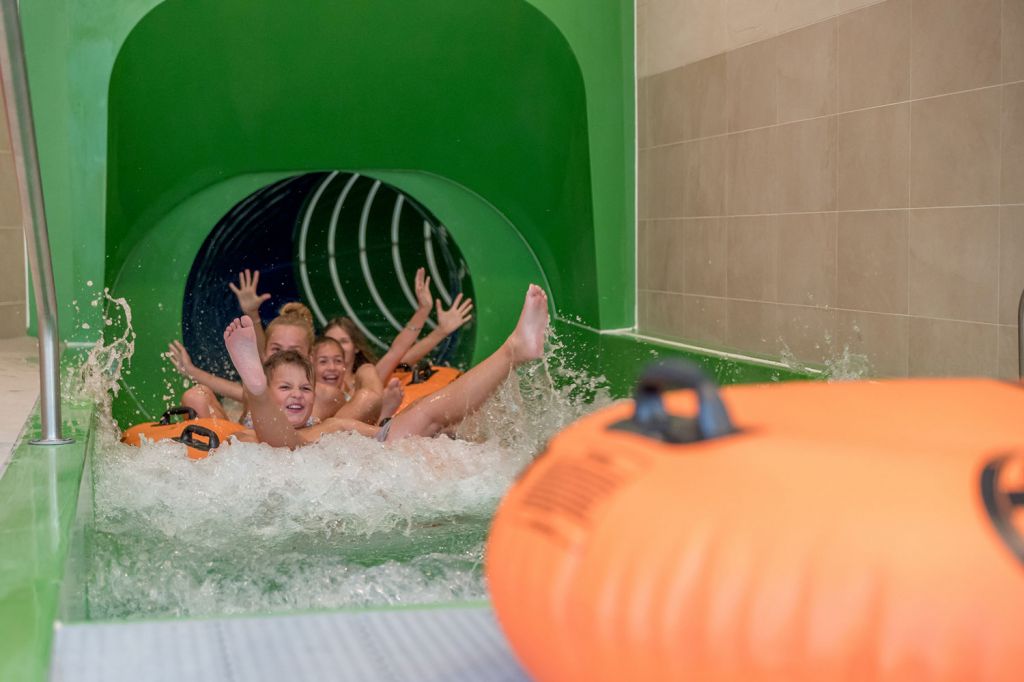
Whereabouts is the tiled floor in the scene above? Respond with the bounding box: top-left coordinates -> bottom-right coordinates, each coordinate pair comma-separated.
0,336 -> 39,478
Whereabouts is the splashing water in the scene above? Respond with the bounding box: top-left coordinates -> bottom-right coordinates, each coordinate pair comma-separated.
777,333 -> 871,383
68,299 -> 614,621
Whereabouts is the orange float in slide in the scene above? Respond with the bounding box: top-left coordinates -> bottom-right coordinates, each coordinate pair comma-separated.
487,362 -> 1024,682
121,407 -> 245,460
392,363 -> 461,413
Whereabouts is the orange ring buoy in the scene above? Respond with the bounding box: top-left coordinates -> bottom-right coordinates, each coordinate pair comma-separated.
392,364 -> 461,413
121,406 -> 245,460
487,362 -> 1024,682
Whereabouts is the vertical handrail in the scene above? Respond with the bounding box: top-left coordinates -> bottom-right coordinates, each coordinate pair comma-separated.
1018,288 -> 1024,381
0,0 -> 72,445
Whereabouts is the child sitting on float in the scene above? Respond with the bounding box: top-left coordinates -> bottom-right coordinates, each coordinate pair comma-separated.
229,284 -> 547,446
167,267 -> 472,426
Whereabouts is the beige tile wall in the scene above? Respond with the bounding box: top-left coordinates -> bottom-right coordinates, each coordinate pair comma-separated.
638,0 -> 1024,379
0,93 -> 26,339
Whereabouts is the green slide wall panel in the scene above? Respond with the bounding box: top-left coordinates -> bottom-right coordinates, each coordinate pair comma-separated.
22,0 -> 634,342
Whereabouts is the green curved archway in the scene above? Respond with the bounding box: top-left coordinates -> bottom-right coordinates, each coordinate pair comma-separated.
105,0 -> 597,421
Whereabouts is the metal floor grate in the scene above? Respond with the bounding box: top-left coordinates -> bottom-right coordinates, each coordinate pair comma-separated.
51,605 -> 530,682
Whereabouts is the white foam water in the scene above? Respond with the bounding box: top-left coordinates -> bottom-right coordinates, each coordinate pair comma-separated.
71,300 -> 614,620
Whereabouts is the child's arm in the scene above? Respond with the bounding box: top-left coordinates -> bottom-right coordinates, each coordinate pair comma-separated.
167,340 -> 245,402
228,269 -> 271,357
399,293 -> 473,366
373,267 -> 434,381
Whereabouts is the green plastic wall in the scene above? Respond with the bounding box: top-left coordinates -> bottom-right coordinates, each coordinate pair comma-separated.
22,0 -> 635,345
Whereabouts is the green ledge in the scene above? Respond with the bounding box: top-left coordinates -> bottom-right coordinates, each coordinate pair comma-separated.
0,403 -> 94,682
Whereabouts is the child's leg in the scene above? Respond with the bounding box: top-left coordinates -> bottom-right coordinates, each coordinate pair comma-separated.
181,385 -> 230,420
385,285 -> 547,441
225,316 -> 306,449
332,387 -> 381,423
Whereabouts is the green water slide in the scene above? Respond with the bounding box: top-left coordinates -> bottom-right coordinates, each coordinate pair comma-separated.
22,0 -> 635,424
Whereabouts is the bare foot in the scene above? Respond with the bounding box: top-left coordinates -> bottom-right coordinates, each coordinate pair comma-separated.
508,284 -> 548,364
224,316 -> 267,395
379,377 -> 405,421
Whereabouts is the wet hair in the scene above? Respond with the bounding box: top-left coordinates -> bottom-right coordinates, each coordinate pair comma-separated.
312,336 -> 344,357
263,349 -> 315,385
266,302 -> 315,351
322,317 -> 378,369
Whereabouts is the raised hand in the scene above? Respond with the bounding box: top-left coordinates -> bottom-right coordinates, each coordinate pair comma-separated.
413,267 -> 433,310
436,293 -> 473,334
166,340 -> 196,379
228,269 -> 271,314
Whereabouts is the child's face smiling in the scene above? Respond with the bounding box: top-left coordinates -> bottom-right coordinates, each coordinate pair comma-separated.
324,327 -> 356,367
314,344 -> 346,386
268,364 -> 314,427
265,325 -> 310,359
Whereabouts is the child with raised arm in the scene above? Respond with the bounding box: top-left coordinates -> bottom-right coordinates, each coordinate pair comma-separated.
168,301 -> 318,420
321,268 -> 474,391
228,284 -> 548,448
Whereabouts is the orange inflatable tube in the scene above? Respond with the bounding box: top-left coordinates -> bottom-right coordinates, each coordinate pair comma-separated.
392,363 -> 461,413
121,407 -> 245,460
487,362 -> 1024,682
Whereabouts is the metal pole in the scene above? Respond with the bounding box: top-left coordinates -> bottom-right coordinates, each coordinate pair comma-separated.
1018,288 -> 1024,381
0,0 -> 72,445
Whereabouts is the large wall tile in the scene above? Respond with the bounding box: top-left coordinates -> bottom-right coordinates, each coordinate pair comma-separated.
637,2 -> 650,78
647,0 -> 728,76
1006,0 -> 1024,82
683,136 -> 728,216
637,220 -> 653,289
911,0 -> 1001,98
727,215 -> 778,300
837,103 -> 910,209
648,56 -> 727,145
683,294 -> 728,344
638,77 -> 651,150
910,88 -> 1001,207
776,212 -> 837,306
0,302 -> 25,339
0,152 -> 21,227
777,19 -> 837,123
777,303 -> 838,365
726,299 -> 781,356
997,324 -> 1019,380
837,210 -> 909,314
726,127 -> 777,214
837,0 -> 911,111
1003,83 -> 1024,204
638,290 -> 686,337
0,229 -> 25,305
638,149 -> 652,219
726,0 -> 776,49
835,310 -> 910,377
640,220 -> 687,293
908,317 -> 998,376
726,38 -> 778,131
775,116 -> 837,212
838,0 -> 889,9
909,207 -> 999,323
0,97 -> 9,154
646,142 -> 689,218
681,218 -> 728,295
777,0 -> 839,32
999,205 -> 1024,325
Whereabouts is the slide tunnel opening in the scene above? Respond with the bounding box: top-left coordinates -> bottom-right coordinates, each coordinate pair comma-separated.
182,172 -> 476,379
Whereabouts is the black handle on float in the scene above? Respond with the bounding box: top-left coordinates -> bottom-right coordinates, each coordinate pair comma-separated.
615,360 -> 735,444
410,362 -> 436,385
175,424 -> 220,452
159,406 -> 198,426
